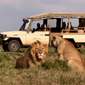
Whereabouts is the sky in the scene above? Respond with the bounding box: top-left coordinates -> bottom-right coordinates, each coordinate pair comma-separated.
0,0 -> 85,32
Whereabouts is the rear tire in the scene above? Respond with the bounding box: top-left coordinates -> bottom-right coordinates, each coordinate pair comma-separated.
8,40 -> 20,52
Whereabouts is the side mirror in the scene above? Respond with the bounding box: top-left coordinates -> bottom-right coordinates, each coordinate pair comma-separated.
23,18 -> 28,23
32,28 -> 35,33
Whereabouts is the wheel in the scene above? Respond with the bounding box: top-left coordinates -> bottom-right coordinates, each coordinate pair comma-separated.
2,44 -> 9,51
8,40 -> 20,52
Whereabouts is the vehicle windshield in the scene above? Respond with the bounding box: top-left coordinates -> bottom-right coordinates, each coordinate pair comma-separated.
19,19 -> 30,31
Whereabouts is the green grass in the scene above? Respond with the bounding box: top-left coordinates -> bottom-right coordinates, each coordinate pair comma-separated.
0,46 -> 85,85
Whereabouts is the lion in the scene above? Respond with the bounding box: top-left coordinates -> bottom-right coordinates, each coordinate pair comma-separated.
15,41 -> 48,69
51,35 -> 85,73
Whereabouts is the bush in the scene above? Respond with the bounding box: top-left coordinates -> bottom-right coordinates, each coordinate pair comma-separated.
41,61 -> 53,70
53,59 -> 72,72
41,59 -> 72,72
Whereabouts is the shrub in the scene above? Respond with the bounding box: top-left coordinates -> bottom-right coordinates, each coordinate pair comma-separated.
41,59 -> 72,72
41,61 -> 53,70
53,59 -> 72,72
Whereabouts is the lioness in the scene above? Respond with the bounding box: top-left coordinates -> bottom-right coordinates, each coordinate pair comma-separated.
51,36 -> 85,73
15,41 -> 48,69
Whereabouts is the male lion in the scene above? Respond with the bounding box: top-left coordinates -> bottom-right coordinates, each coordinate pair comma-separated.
15,41 -> 48,69
51,36 -> 85,73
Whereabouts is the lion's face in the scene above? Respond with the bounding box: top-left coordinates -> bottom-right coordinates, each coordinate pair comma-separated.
31,42 -> 48,59
35,44 -> 46,58
51,36 -> 57,47
51,36 -> 60,47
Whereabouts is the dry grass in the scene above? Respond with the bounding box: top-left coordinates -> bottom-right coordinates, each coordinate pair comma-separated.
0,46 -> 85,85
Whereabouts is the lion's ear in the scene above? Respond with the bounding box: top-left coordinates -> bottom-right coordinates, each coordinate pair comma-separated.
52,36 -> 56,39
36,40 -> 41,44
31,43 -> 35,47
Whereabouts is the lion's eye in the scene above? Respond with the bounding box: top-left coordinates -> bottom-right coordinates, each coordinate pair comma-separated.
36,48 -> 38,50
42,48 -> 44,50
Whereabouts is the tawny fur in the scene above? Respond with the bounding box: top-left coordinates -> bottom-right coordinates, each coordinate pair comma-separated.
51,35 -> 85,73
15,41 -> 48,69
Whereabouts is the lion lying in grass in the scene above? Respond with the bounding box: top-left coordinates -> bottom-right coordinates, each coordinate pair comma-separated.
51,36 -> 85,73
15,41 -> 48,69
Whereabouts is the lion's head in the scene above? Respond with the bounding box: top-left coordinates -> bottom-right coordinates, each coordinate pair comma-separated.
51,36 -> 60,48
30,41 -> 48,59
51,36 -> 62,48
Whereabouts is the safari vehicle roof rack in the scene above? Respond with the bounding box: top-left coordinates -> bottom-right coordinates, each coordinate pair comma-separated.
27,12 -> 85,20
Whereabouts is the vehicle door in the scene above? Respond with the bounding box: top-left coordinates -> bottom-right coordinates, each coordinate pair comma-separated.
26,31 -> 46,45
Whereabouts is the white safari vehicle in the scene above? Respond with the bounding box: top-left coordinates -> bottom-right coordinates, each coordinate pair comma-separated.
1,13 -> 85,52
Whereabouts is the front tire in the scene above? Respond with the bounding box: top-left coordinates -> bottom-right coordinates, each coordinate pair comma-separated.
8,40 -> 20,52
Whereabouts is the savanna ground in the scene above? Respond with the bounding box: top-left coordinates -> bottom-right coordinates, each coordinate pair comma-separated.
0,46 -> 85,85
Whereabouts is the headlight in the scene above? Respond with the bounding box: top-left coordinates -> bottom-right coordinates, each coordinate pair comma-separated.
3,34 -> 6,38
0,34 -> 6,39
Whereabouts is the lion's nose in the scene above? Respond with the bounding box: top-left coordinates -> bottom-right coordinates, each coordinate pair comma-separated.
39,52 -> 42,54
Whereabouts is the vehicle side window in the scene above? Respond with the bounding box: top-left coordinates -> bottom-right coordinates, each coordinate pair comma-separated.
31,20 -> 49,32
